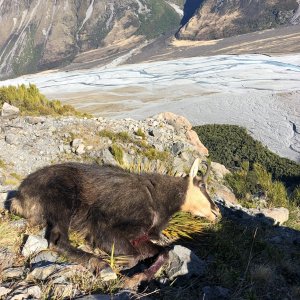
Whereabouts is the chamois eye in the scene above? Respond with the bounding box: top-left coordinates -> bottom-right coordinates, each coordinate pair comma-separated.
199,182 -> 206,188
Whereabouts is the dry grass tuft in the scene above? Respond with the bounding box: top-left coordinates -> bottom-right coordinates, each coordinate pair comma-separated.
163,212 -> 206,240
0,218 -> 23,252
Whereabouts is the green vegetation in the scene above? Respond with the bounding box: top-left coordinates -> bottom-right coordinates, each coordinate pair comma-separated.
194,124 -> 300,205
194,125 -> 300,185
136,0 -> 181,39
110,144 -> 124,165
0,84 -> 87,116
99,129 -> 169,162
135,128 -> 146,139
226,162 -> 288,207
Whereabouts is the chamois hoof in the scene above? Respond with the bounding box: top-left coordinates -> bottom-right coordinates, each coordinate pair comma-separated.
88,257 -> 116,280
123,273 -> 148,290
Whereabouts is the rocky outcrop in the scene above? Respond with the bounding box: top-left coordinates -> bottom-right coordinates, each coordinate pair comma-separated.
0,0 -> 181,79
177,0 -> 300,40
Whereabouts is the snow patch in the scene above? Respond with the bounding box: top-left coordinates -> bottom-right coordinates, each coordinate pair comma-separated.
78,0 -> 95,32
135,0 -> 150,14
165,1 -> 183,16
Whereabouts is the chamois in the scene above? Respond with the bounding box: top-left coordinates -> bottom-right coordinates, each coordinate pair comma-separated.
10,158 -> 220,282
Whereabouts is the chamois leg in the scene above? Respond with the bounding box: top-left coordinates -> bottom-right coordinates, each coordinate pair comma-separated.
48,223 -> 111,274
124,241 -> 169,289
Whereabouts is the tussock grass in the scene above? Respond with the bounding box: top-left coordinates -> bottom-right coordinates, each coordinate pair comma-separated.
163,212 -> 206,240
0,218 -> 22,252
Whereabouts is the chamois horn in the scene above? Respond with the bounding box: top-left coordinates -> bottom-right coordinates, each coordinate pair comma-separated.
202,161 -> 211,184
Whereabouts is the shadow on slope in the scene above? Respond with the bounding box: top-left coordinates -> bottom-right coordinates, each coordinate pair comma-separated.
181,0 -> 204,26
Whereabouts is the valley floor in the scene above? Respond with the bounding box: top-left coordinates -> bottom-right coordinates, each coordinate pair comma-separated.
0,54 -> 300,162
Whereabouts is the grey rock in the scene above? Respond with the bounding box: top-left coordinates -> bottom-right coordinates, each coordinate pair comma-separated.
0,192 -> 8,210
7,285 -> 41,300
99,267 -> 117,281
2,266 -> 25,281
25,116 -> 46,124
72,138 -> 83,149
30,250 -> 59,265
171,142 -> 186,156
101,149 -> 117,165
10,219 -> 27,230
249,207 -> 289,225
1,103 -> 20,119
26,263 -> 62,281
22,235 -> 48,257
202,286 -> 230,299
0,248 -> 16,270
5,134 -> 19,145
76,144 -> 86,155
165,245 -> 206,280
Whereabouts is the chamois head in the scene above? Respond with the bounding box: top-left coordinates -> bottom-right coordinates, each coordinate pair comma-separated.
181,159 -> 220,222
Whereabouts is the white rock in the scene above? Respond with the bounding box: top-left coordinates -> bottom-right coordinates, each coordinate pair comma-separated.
22,235 -> 48,257
1,102 -> 20,119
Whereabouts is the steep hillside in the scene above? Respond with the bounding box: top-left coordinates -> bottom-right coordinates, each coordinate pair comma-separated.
177,0 -> 300,40
0,0 -> 181,79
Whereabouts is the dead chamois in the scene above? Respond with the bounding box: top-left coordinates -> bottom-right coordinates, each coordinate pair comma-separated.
11,158 -> 220,286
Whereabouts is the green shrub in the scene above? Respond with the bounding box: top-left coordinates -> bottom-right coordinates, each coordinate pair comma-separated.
110,144 -> 124,165
194,125 -> 300,187
0,84 -> 87,117
225,162 -> 288,207
290,186 -> 300,206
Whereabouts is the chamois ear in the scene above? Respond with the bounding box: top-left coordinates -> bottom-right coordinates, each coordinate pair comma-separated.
189,158 -> 199,179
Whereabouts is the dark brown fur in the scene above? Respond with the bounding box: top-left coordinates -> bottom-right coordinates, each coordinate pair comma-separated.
11,163 -> 191,273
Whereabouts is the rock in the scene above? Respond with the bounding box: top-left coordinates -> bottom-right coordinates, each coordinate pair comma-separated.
155,112 -> 192,131
22,235 -> 48,257
185,130 -> 209,156
25,116 -> 46,124
172,157 -> 186,175
1,103 -> 20,119
211,183 -> 238,205
99,267 -> 118,281
72,138 -> 83,149
2,267 -> 25,281
30,250 -> 59,265
165,245 -> 206,280
0,248 -> 16,270
0,287 -> 12,298
101,149 -> 117,165
251,207 -> 289,225
211,162 -> 231,179
7,285 -> 41,300
76,144 -> 86,155
171,142 -> 186,156
202,286 -> 230,299
0,192 -> 8,210
10,219 -> 27,230
5,134 -> 19,146
26,264 -> 62,281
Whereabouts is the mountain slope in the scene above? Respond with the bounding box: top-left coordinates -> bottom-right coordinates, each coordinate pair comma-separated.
177,0 -> 300,40
0,0 -> 181,79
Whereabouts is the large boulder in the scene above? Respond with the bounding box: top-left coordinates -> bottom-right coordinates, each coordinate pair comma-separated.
1,103 -> 20,119
165,245 -> 207,280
